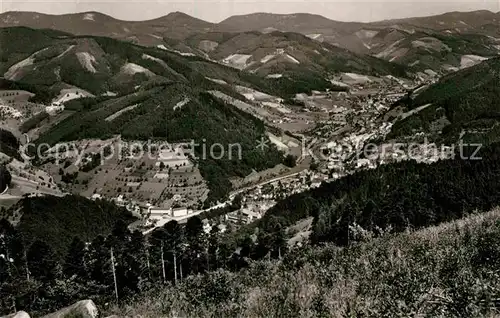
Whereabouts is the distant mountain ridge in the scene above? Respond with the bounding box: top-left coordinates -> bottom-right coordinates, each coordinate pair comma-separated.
216,12 -> 363,35
2,9 -> 500,74
2,10 -> 500,47
374,10 -> 500,33
0,11 -> 215,46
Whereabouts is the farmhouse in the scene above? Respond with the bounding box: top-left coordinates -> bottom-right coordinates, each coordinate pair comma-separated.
156,148 -> 191,168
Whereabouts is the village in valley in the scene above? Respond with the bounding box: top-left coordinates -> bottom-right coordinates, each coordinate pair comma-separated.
0,64 -> 443,236
3,5 -> 500,317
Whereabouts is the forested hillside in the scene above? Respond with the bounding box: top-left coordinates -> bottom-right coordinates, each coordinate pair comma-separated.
0,128 -> 20,161
0,78 -> 57,104
106,209 -> 500,317
183,30 -> 408,77
0,26 -> 355,100
3,201 -> 500,316
259,142 -> 500,245
369,30 -> 499,72
34,84 -> 284,202
1,195 -> 135,257
388,57 -> 500,144
0,27 -> 293,202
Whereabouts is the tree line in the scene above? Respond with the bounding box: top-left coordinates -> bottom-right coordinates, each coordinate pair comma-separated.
0,213 -> 288,316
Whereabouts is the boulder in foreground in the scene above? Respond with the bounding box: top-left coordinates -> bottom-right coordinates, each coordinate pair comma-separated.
41,300 -> 98,318
1,311 -> 30,318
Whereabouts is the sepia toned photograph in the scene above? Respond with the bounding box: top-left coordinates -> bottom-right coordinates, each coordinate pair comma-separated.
1,0 -> 500,316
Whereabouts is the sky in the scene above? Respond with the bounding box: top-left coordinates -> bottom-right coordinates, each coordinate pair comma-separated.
0,0 -> 499,23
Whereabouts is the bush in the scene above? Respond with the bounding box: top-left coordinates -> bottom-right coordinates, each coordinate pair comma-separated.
0,165 -> 11,192
284,154 -> 297,168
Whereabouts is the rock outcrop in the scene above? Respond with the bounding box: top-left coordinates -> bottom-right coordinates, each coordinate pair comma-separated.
41,300 -> 98,318
1,311 -> 30,318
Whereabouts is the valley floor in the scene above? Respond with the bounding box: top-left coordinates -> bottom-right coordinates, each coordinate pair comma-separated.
106,208 -> 500,317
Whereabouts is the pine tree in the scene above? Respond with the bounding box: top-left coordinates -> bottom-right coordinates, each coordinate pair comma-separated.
10,235 -> 27,281
0,165 -> 11,193
217,239 -> 232,270
88,235 -> 111,285
123,230 -> 148,292
267,218 -> 287,260
107,220 -> 132,297
240,235 -> 253,259
27,240 -> 60,282
164,220 -> 183,282
185,216 -> 204,245
148,227 -> 166,282
110,220 -> 131,249
63,237 -> 87,280
362,200 -> 378,232
164,220 -> 184,252
310,204 -> 333,244
254,230 -> 271,260
271,227 -> 287,260
185,216 -> 206,275
0,218 -> 16,280
207,224 -> 220,270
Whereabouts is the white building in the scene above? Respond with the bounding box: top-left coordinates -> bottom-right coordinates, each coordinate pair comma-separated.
148,206 -> 194,219
46,102 -> 65,115
91,193 -> 102,200
157,148 -> 191,168
153,172 -> 169,179
172,207 -> 189,217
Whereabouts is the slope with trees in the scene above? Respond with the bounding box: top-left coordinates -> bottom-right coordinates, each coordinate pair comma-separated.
1,195 -> 136,258
0,128 -> 20,161
388,57 -> 500,144
0,26 -> 369,100
105,208 -> 500,317
34,84 -> 284,203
